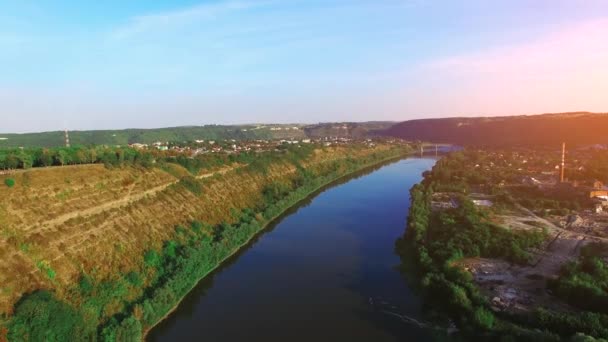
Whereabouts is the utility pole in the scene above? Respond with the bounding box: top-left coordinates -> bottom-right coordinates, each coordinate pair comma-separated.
560,142 -> 566,183
64,129 -> 70,148
435,144 -> 438,157
420,145 -> 424,157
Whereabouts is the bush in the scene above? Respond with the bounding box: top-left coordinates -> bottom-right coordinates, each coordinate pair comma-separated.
4,178 -> 15,187
473,307 -> 495,329
8,291 -> 94,341
178,176 -> 202,196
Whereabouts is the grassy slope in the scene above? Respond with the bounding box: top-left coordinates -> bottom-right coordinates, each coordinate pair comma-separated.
0,143 -> 410,338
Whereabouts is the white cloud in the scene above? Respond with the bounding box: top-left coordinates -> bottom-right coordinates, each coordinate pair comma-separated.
110,1 -> 274,40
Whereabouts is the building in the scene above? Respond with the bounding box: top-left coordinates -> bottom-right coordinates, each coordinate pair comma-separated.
593,180 -> 605,190
129,143 -> 148,149
590,190 -> 608,200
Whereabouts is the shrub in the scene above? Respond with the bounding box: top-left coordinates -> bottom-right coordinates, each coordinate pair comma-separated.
9,291 -> 94,341
4,178 -> 15,187
473,307 -> 495,329
178,176 -> 202,196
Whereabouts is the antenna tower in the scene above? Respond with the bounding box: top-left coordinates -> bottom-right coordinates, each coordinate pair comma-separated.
64,129 -> 70,148
560,142 -> 566,183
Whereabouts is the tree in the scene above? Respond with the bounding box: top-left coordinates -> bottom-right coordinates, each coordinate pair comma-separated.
115,316 -> 142,342
40,149 -> 54,167
473,307 -> 495,329
5,153 -> 18,169
18,152 -> 34,169
56,150 -> 70,166
8,291 -> 94,341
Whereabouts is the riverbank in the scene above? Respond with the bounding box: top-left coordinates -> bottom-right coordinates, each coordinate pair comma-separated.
141,149 -> 415,340
147,154 -> 440,342
2,143 -> 416,341
398,149 -> 608,341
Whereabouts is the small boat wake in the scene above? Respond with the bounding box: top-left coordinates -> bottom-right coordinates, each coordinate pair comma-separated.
368,297 -> 429,328
368,296 -> 457,335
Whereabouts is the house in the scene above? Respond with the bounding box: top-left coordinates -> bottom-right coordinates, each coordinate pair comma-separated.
593,180 -> 605,190
472,199 -> 493,207
521,176 -> 541,186
590,190 -> 608,200
129,143 -> 148,149
595,203 -> 604,214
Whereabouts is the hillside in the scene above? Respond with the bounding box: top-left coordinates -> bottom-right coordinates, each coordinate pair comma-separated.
0,126 -> 287,148
382,112 -> 608,146
303,122 -> 394,139
0,122 -> 394,148
0,142 -> 411,340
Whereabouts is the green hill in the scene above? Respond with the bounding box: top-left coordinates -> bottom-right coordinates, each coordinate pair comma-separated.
0,122 -> 394,148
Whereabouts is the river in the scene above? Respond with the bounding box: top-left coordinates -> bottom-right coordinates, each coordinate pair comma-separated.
149,156 -> 438,341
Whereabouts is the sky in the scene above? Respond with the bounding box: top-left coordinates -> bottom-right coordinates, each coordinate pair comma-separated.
1,0 -> 608,133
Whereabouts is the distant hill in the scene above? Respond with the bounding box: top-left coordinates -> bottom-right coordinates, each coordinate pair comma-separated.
381,112 -> 608,146
0,125 -> 283,148
303,122 -> 394,139
0,122 -> 393,148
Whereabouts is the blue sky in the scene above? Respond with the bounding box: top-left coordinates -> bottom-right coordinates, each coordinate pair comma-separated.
2,0 -> 608,132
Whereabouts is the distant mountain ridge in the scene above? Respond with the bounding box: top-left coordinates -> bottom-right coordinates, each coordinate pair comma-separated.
0,122 -> 393,148
381,112 -> 608,146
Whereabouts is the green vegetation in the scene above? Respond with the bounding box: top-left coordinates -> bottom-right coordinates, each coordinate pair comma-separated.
4,178 -> 15,187
0,126 -> 278,148
397,183 -> 545,339
0,122 -> 395,148
36,261 -> 56,280
0,146 -> 155,170
177,176 -> 203,196
8,291 -> 95,341
398,150 -> 608,340
2,143 -> 412,341
574,150 -> 608,184
549,243 -> 608,314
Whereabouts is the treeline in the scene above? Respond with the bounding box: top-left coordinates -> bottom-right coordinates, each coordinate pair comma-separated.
398,151 -> 608,340
0,143 -> 317,175
4,145 -> 410,341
